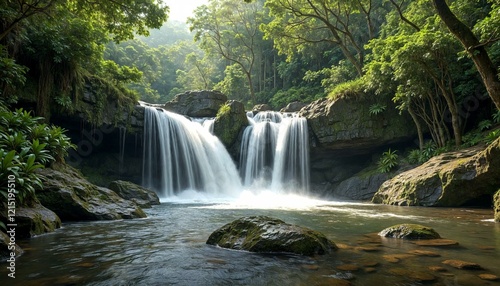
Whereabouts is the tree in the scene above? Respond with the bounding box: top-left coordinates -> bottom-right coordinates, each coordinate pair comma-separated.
433,0 -> 500,111
189,0 -> 267,104
262,0 -> 387,77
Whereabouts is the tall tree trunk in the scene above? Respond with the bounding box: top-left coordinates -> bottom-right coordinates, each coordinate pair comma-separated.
408,102 -> 424,150
433,0 -> 500,111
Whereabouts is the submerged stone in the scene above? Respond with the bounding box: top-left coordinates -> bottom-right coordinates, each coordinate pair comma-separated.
379,224 -> 441,239
206,216 -> 337,256
442,259 -> 483,270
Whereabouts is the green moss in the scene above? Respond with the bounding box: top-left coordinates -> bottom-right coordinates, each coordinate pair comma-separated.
379,223 -> 441,239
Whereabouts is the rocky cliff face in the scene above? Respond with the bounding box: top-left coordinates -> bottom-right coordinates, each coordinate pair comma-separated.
300,97 -> 416,156
300,96 -> 416,197
164,90 -> 227,117
372,138 -> 500,206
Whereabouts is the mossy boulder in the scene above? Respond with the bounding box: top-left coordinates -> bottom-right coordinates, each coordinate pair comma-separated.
213,100 -> 249,157
379,224 -> 441,239
14,202 -> 62,239
163,90 -> 227,117
36,163 -> 146,221
373,138 -> 500,206
494,189 -> 500,222
108,180 -> 160,208
207,216 -> 337,256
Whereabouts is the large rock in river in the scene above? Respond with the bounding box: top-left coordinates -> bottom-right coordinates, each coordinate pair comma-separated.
207,216 -> 337,256
164,90 -> 227,117
373,138 -> 500,206
108,180 -> 160,208
299,96 -> 415,156
36,164 -> 146,221
379,224 -> 441,239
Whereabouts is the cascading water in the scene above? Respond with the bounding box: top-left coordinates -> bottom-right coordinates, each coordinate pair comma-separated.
142,106 -> 241,197
239,111 -> 310,193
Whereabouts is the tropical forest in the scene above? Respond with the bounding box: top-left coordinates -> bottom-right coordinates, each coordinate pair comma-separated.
1,0 -> 500,285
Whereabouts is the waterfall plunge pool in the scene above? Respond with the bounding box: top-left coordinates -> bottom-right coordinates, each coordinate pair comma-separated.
3,193 -> 499,286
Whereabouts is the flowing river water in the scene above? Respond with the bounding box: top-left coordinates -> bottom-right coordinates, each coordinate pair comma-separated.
2,193 -> 499,286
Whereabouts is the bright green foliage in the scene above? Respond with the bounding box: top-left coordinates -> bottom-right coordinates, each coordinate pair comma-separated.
378,149 -> 399,173
0,104 -> 76,206
369,104 -> 387,115
189,0 -> 268,104
485,130 -> 500,144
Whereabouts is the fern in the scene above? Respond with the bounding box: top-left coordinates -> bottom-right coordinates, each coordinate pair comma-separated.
369,103 -> 387,115
377,149 -> 399,173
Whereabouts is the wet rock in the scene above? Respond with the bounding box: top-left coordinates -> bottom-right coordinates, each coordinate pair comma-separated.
164,90 -> 227,117
206,216 -> 337,256
15,202 -> 62,238
333,171 -> 389,201
494,189 -> 500,222
299,96 -> 415,157
213,100 -> 249,157
336,264 -> 360,271
479,273 -> 499,281
414,239 -> 459,247
0,231 -> 23,261
373,138 -> 500,206
382,253 -> 414,263
428,265 -> 447,272
36,163 -> 146,221
388,268 -> 436,282
280,101 -> 306,113
252,104 -> 272,113
108,180 -> 160,208
408,249 -> 441,257
379,224 -> 441,239
442,259 -> 483,270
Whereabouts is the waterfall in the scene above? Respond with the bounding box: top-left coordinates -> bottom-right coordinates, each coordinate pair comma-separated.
240,111 -> 310,193
142,106 -> 242,197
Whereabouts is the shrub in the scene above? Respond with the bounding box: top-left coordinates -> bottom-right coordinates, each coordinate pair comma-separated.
0,105 -> 75,206
377,149 -> 399,173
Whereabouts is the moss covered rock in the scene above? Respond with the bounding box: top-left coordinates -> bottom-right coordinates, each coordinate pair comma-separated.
207,216 -> 337,256
164,90 -> 227,117
373,138 -> 500,206
108,180 -> 160,208
213,100 -> 249,157
379,224 -> 441,239
494,189 -> 500,222
36,163 -> 146,221
14,202 -> 62,239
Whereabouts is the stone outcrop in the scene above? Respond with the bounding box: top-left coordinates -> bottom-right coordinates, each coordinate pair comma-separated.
379,224 -> 441,239
164,90 -> 227,117
36,164 -> 146,221
251,104 -> 272,114
300,97 -> 415,157
0,232 -> 23,262
108,180 -> 160,208
206,216 -> 337,256
372,138 -> 500,206
213,100 -> 249,159
15,203 -> 62,239
333,170 -> 389,201
280,101 -> 306,113
494,189 -> 500,222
